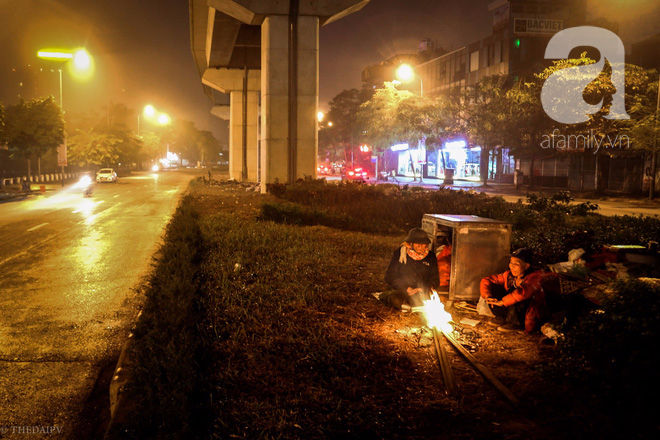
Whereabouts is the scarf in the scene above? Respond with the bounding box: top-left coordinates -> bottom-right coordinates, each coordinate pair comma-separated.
399,243 -> 429,264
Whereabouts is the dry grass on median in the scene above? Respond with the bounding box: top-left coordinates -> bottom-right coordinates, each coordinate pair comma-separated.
123,179 -> 650,440
190,181 -> 557,439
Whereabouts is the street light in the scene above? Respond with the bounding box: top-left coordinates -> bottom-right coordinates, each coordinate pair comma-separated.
37,47 -> 94,187
37,48 -> 94,108
157,113 -> 171,126
396,63 -> 423,97
137,105 -> 171,136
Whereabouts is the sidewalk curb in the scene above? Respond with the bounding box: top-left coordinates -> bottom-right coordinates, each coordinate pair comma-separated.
104,312 -> 140,439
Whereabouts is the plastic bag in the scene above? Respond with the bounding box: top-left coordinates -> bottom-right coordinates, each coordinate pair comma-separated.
477,297 -> 495,317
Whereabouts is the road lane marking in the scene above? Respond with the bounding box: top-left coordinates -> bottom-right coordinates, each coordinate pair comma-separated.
27,223 -> 49,232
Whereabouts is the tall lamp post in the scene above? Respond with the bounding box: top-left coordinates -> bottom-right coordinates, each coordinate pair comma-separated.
37,48 -> 93,187
651,76 -> 660,200
137,104 -> 171,167
395,63 -> 426,182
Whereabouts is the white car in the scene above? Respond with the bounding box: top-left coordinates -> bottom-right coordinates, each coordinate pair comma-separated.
96,168 -> 118,183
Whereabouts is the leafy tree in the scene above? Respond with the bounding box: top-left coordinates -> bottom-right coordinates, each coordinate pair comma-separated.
0,103 -> 5,140
528,56 -> 659,194
319,88 -> 372,163
4,97 -> 64,179
66,103 -> 142,168
357,83 -> 412,153
463,75 -> 515,185
198,130 -> 222,165
67,128 -> 122,167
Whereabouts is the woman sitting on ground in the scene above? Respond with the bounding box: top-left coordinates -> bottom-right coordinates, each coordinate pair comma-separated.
380,228 -> 440,312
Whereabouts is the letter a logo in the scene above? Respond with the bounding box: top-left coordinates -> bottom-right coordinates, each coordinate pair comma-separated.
541,26 -> 630,124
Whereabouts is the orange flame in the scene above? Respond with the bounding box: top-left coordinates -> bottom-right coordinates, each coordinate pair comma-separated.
423,292 -> 453,333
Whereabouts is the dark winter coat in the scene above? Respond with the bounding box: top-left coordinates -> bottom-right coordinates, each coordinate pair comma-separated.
385,246 -> 439,293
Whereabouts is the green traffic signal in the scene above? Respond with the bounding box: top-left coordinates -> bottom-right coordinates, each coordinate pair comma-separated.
514,38 -> 521,48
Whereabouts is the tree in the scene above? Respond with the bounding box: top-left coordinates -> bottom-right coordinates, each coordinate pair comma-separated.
67,128 -> 122,167
463,75 -> 514,185
66,103 -> 143,168
319,88 -> 372,163
530,56 -> 659,194
357,83 -> 411,153
198,130 -> 222,165
4,97 -> 64,179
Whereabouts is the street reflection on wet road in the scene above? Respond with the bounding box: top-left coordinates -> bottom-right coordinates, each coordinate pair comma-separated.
0,169 -> 202,431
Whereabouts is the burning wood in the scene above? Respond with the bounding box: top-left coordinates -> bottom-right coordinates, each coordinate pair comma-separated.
423,292 -> 457,395
422,292 -> 519,406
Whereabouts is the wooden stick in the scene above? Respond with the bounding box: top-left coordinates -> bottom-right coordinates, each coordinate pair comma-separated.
432,328 -> 457,395
441,330 -> 519,406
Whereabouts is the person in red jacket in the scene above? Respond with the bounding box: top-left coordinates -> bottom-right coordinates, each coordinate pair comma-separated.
480,248 -> 549,333
436,235 -> 452,291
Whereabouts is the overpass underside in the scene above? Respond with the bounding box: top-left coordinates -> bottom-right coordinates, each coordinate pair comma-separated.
190,0 -> 369,192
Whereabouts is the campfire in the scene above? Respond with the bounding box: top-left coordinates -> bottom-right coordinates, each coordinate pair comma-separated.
419,291 -> 519,405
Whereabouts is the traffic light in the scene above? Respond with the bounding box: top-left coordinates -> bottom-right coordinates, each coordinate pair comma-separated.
514,38 -> 521,49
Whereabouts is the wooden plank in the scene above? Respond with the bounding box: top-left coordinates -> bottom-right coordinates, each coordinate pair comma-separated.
442,330 -> 519,406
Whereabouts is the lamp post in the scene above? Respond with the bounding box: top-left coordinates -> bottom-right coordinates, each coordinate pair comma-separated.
651,76 -> 660,200
137,105 -> 171,167
396,63 -> 423,97
138,104 -> 158,137
37,48 -> 93,187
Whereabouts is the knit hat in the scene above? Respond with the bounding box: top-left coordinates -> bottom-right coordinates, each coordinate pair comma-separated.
511,247 -> 534,264
404,228 -> 431,244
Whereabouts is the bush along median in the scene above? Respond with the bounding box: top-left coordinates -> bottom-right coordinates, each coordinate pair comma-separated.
263,180 -> 660,265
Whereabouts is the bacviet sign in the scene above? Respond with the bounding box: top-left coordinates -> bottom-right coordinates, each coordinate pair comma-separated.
514,18 -> 563,35
540,26 -> 630,125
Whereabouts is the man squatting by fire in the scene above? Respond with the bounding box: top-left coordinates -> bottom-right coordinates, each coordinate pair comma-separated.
380,228 -> 440,312
480,248 -> 555,333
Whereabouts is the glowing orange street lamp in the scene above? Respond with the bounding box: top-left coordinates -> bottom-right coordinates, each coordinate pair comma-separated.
395,63 -> 423,97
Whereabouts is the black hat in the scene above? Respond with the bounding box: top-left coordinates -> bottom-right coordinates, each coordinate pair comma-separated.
405,228 -> 431,244
511,248 -> 533,264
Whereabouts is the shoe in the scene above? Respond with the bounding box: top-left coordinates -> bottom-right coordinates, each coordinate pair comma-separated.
371,292 -> 382,300
401,304 -> 411,313
497,324 -> 519,332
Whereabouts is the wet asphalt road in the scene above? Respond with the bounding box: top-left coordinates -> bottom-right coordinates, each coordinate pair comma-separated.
0,170 -> 199,438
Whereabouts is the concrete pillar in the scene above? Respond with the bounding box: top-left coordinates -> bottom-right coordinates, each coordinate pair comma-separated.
202,68 -> 260,182
229,90 -> 259,182
260,15 -> 319,191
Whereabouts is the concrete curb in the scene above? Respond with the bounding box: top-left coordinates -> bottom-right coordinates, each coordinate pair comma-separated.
104,311 -> 141,439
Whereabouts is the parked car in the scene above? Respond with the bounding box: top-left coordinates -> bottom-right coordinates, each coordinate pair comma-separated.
96,168 -> 118,183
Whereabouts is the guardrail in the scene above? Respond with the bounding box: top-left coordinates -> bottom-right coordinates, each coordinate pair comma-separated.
1,173 -> 80,188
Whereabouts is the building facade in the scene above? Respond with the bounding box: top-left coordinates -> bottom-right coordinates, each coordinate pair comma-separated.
368,0 -> 657,194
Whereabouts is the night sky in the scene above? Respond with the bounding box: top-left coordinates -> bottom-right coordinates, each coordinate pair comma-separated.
1,0 -> 658,145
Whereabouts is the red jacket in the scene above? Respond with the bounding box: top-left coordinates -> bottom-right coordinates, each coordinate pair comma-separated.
480,270 -> 545,307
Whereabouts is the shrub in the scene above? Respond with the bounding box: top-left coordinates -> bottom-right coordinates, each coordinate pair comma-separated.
265,181 -> 660,264
546,279 -> 660,436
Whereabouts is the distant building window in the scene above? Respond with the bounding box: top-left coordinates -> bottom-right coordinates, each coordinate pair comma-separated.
470,50 -> 479,72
